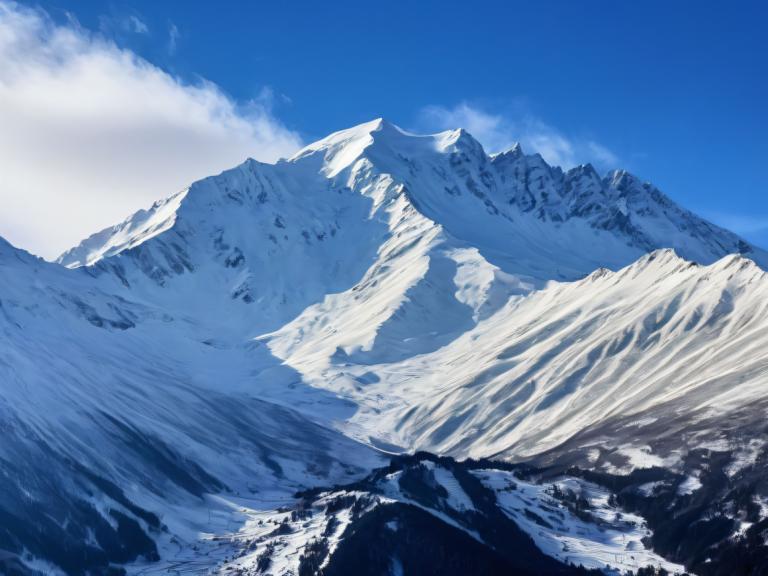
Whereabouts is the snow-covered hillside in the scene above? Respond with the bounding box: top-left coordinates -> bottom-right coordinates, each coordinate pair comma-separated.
177,454 -> 682,576
2,119 -> 767,575
268,249 -> 768,461
0,237 -> 382,575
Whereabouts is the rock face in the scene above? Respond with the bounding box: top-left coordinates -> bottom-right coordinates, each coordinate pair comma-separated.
1,118 -> 767,575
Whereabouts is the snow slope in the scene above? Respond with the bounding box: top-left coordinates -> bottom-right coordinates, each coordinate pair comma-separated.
0,238 -> 381,575
273,249 -> 768,461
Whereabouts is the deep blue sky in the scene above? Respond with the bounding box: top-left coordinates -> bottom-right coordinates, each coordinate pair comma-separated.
29,0 -> 768,246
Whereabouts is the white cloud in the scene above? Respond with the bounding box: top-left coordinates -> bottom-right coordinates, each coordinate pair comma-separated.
0,1 -> 303,259
417,102 -> 618,170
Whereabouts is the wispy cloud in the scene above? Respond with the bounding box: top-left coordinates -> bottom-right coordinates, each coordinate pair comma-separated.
416,102 -> 619,170
167,22 -> 180,55
126,15 -> 149,35
0,1 -> 302,259
97,12 -> 149,36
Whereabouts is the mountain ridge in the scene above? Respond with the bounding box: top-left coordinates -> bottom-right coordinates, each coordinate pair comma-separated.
57,118 -> 767,273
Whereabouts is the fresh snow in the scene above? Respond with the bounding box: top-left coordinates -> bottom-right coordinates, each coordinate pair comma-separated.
677,476 -> 703,496
475,469 -> 685,574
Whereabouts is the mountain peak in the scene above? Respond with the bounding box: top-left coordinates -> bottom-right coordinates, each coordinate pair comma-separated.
493,142 -> 525,160
288,118 -> 385,176
433,127 -> 486,157
288,118 -> 492,177
607,168 -> 645,191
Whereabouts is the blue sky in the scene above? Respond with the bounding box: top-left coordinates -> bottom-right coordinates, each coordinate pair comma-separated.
2,0 -> 767,255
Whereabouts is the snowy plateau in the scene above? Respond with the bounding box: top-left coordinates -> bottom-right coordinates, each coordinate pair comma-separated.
1,119 -> 768,576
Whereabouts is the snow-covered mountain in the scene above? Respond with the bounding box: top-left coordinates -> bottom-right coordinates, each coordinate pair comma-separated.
2,119 -> 767,575
0,236 -> 381,576
59,119 -> 765,282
